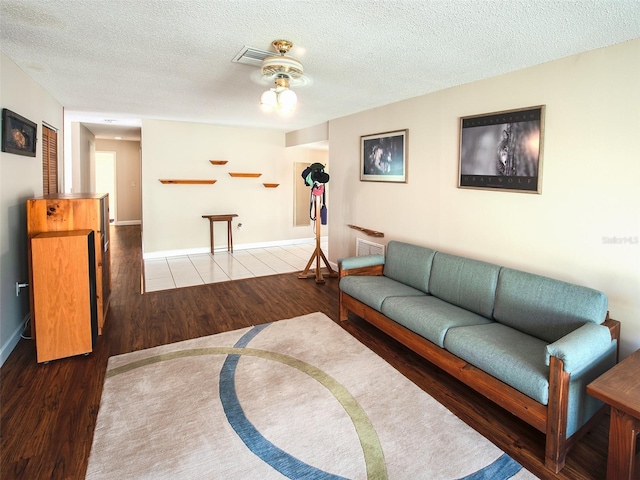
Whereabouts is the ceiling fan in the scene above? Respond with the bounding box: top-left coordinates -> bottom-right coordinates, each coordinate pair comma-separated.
258,40 -> 308,115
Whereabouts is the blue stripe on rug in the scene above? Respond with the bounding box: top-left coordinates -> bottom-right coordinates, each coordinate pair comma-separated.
233,323 -> 270,348
219,324 -> 348,480
456,453 -> 523,480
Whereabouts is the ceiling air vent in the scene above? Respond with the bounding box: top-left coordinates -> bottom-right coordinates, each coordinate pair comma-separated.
231,46 -> 274,66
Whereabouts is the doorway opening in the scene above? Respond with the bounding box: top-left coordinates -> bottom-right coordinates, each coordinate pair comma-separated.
95,151 -> 116,223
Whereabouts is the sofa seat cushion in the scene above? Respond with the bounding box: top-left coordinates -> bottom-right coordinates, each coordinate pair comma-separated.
340,275 -> 426,311
494,268 -> 608,344
383,241 -> 436,293
381,296 -> 494,348
444,323 -> 550,404
428,252 -> 500,318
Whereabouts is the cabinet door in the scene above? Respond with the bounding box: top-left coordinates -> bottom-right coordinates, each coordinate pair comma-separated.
99,194 -> 111,331
31,230 -> 97,363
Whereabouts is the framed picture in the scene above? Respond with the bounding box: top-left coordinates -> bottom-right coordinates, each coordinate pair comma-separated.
459,106 -> 545,193
360,129 -> 407,183
2,109 -> 37,157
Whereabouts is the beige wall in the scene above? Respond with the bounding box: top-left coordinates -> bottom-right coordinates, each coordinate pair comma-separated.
0,53 -> 64,364
70,122 -> 95,193
95,139 -> 141,224
286,122 -> 328,147
328,39 -> 640,358
141,119 -> 322,256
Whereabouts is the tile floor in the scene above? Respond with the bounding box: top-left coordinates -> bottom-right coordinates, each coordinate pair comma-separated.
143,240 -> 329,292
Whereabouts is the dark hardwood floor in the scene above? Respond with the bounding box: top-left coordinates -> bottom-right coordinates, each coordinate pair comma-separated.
1,225 -> 613,479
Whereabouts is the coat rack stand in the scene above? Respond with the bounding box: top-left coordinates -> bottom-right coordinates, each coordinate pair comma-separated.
298,195 -> 337,284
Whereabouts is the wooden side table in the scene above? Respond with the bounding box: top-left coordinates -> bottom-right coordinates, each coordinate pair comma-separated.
587,348 -> 640,480
202,214 -> 238,254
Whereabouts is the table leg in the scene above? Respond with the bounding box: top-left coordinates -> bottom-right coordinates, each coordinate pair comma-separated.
228,220 -> 233,253
606,407 -> 639,480
209,219 -> 215,255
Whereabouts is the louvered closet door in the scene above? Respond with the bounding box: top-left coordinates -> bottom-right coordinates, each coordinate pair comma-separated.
42,126 -> 58,195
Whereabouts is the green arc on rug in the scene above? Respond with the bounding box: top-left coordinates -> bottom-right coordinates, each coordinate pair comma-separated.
106,345 -> 387,479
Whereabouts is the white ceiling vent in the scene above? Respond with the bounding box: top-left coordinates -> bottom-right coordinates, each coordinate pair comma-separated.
232,46 -> 274,66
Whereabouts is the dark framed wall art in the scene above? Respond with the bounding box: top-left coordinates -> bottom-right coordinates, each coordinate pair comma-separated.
459,106 -> 545,193
360,129 -> 407,183
2,108 -> 37,157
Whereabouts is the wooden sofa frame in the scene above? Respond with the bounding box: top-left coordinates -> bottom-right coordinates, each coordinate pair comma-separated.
338,263 -> 620,473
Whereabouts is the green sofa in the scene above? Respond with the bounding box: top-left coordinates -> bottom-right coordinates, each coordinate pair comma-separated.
338,240 -> 619,473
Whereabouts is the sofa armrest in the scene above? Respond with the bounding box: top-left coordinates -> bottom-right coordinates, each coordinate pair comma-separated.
545,323 -> 614,373
338,254 -> 385,278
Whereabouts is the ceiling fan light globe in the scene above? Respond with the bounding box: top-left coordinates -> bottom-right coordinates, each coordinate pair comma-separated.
278,104 -> 295,115
260,90 -> 278,111
278,89 -> 297,108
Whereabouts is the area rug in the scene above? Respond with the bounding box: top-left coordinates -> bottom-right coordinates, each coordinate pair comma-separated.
86,312 -> 538,479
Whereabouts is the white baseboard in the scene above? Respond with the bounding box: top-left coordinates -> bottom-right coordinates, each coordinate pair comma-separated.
0,314 -> 29,367
143,237 -> 328,260
114,220 -> 141,226
144,247 -> 208,259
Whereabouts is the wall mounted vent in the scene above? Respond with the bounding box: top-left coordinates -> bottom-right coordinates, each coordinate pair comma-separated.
231,46 -> 274,66
356,238 -> 385,257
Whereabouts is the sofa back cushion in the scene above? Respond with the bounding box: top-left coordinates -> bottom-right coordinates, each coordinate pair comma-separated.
383,241 -> 435,293
493,268 -> 608,343
428,252 -> 500,319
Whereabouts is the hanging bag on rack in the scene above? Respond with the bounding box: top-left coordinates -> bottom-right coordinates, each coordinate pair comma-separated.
309,183 -> 324,220
320,189 -> 327,225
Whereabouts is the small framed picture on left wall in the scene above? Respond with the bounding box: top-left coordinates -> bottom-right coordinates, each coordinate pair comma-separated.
1,109 -> 37,157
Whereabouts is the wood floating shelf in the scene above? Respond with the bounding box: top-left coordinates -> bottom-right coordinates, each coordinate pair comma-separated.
209,160 -> 228,165
263,183 -> 280,188
347,224 -> 384,238
159,179 -> 217,185
229,173 -> 262,178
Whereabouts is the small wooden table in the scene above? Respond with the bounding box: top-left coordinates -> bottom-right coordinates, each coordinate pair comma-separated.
587,349 -> 640,480
202,214 -> 238,254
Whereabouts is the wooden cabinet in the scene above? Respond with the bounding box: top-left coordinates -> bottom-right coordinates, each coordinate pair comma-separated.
30,230 -> 98,362
27,193 -> 111,335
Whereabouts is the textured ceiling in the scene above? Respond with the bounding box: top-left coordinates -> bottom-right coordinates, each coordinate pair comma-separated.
1,0 -> 639,140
